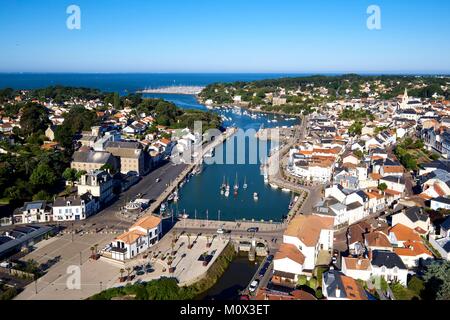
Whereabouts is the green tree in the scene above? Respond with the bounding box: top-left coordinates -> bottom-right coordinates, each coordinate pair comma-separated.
378,183 -> 388,193
62,168 -> 78,186
423,261 -> 450,300
30,163 -> 57,191
32,190 -> 52,201
19,103 -> 50,137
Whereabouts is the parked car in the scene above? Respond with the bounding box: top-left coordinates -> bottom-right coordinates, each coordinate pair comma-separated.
247,227 -> 259,233
156,178 -> 161,183
216,228 -> 225,234
249,279 -> 260,293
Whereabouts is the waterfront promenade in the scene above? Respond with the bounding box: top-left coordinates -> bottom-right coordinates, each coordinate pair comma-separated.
265,115 -> 322,217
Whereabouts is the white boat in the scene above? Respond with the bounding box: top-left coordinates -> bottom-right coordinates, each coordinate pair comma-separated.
225,190 -> 230,197
282,188 -> 291,192
204,147 -> 215,158
253,192 -> 259,200
243,177 -> 248,190
270,183 -> 279,189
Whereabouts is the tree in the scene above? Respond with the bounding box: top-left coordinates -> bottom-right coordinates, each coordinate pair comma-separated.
100,163 -> 115,174
297,275 -> 308,286
30,163 -> 57,191
423,261 -> 450,300
62,168 -> 78,186
408,276 -> 425,297
378,183 -> 388,193
113,92 -> 121,109
20,103 -> 50,137
32,190 -> 52,201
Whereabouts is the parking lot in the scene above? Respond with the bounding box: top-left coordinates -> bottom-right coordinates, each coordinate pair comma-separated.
14,232 -> 122,300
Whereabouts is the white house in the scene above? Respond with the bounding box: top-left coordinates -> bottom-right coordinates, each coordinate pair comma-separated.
111,215 -> 162,261
52,194 -> 99,221
341,257 -> 372,281
13,201 -> 53,225
430,196 -> 450,211
273,215 -> 334,283
370,250 -> 408,286
77,170 -> 114,205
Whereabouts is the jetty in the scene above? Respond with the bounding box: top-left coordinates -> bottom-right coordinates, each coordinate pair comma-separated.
139,86 -> 205,95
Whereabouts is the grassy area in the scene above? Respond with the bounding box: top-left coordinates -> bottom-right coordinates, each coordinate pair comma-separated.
89,243 -> 237,300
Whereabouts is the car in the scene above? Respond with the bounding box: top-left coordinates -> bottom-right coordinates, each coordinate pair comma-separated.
249,280 -> 260,293
136,270 -> 145,276
216,228 -> 225,234
258,268 -> 267,277
156,178 -> 161,183
247,227 -> 259,233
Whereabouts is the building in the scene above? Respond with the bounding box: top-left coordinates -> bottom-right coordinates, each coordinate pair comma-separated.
105,141 -> 145,175
77,170 -> 114,205
45,125 -> 56,141
13,201 -> 53,225
322,269 -> 368,300
391,207 -> 431,234
110,215 -> 162,261
273,215 -> 334,283
430,196 -> 450,211
429,216 -> 450,260
52,194 -> 99,221
370,250 -> 408,286
71,151 -> 117,172
0,225 -> 55,260
341,257 -> 372,281
388,224 -> 433,268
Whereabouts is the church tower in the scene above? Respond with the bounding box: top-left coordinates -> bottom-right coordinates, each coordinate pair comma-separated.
400,88 -> 409,110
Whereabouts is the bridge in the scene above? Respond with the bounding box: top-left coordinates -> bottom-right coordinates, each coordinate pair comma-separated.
171,218 -> 286,252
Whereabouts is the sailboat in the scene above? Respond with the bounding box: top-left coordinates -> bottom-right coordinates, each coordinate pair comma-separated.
234,173 -> 239,196
243,177 -> 248,190
220,176 -> 226,195
225,179 -> 230,197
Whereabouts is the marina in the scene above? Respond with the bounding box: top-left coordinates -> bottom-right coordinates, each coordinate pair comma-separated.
140,92 -> 301,223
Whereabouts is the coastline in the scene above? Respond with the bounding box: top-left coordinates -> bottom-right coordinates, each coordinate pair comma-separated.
195,95 -> 303,118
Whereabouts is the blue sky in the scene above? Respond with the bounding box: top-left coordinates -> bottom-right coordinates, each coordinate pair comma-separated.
0,0 -> 449,73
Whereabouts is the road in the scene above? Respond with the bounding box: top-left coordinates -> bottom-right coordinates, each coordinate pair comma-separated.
62,161 -> 188,230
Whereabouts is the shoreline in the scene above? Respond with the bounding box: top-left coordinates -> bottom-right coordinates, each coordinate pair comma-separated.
195,95 -> 303,118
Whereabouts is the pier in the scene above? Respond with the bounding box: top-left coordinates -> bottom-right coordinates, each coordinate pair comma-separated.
139,86 -> 205,95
